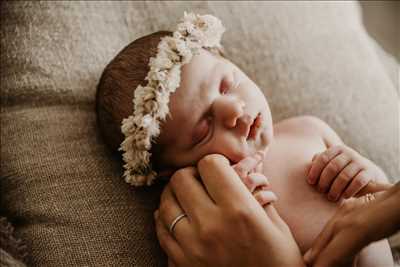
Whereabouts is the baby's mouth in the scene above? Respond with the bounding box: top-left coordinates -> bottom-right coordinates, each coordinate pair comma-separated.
247,113 -> 262,140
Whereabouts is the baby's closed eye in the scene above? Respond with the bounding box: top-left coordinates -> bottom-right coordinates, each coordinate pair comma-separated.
192,115 -> 213,146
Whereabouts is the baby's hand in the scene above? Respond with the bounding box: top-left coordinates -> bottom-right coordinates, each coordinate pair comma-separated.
232,151 -> 277,206
307,145 -> 387,202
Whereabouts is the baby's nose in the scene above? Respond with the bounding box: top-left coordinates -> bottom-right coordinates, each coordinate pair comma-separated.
235,114 -> 253,137
222,99 -> 246,128
238,114 -> 252,126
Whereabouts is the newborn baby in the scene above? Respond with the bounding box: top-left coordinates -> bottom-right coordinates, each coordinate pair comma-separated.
96,13 -> 393,266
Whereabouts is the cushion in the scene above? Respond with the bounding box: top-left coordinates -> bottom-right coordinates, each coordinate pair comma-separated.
1,1 -> 398,266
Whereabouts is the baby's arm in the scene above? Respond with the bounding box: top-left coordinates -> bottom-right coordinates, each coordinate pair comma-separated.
301,117 -> 393,267
304,117 -> 391,201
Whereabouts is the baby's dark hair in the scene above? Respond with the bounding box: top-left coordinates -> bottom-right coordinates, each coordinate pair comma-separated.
96,30 -> 226,168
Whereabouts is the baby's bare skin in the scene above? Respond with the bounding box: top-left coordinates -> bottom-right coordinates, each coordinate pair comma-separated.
263,116 -> 393,267
263,117 -> 330,252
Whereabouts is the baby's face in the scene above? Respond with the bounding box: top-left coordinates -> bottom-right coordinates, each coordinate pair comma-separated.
157,49 -> 273,170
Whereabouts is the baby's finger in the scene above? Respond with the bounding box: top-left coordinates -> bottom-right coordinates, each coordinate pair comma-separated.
233,151 -> 265,178
243,173 -> 270,192
308,146 -> 342,185
318,152 -> 351,193
327,162 -> 362,201
253,190 -> 278,206
342,170 -> 370,199
255,160 -> 263,173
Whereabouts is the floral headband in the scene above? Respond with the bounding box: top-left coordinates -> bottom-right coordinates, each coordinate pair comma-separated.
119,12 -> 226,186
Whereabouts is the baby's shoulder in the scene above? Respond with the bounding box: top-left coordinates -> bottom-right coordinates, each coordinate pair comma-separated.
274,115 -> 343,146
274,115 -> 329,135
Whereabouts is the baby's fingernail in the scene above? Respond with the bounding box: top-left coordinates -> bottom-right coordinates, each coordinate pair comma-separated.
264,191 -> 278,202
255,150 -> 265,159
304,249 -> 313,263
307,176 -> 314,184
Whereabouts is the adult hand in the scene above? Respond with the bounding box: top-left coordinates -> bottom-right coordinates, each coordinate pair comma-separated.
304,182 -> 400,267
154,154 -> 305,267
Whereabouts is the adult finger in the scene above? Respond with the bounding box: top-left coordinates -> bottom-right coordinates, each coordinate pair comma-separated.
318,152 -> 351,193
197,154 -> 256,207
168,258 -> 177,267
304,198 -> 363,265
159,186 -> 192,245
169,166 -> 215,222
313,231 -> 360,267
327,162 -> 363,201
308,146 -> 342,185
155,210 -> 185,265
263,204 -> 288,230
355,181 -> 393,197
232,151 -> 265,179
303,216 -> 335,265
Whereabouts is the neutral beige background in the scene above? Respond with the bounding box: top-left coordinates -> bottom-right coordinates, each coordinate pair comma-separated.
360,1 -> 399,61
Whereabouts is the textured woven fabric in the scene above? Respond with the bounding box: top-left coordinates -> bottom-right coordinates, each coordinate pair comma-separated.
1,1 -> 398,266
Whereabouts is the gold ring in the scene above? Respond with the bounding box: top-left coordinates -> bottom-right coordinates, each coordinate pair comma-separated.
169,214 -> 187,234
